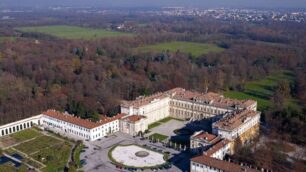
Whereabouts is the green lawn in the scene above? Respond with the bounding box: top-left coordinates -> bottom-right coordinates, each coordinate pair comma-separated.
10,129 -> 42,142
0,36 -> 16,42
224,70 -> 296,111
0,163 -> 28,172
73,143 -> 84,168
149,133 -> 168,141
137,41 -> 224,57
16,25 -> 132,40
159,117 -> 184,123
2,130 -> 73,172
13,135 -> 62,155
148,122 -> 162,130
31,142 -> 72,172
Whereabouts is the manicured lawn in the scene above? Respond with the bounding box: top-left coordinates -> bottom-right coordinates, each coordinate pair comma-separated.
31,142 -> 72,172
159,117 -> 184,123
224,70 -> 296,111
16,25 -> 133,40
149,133 -> 168,141
10,129 -> 42,142
148,122 -> 162,130
3,130 -> 72,172
13,135 -> 62,155
137,41 -> 224,57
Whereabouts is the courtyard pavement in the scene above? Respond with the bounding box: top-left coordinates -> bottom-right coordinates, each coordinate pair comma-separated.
147,119 -> 187,137
80,132 -> 189,172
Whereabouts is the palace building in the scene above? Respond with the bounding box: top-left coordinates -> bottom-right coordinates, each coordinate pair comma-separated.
0,87 -> 261,144
190,155 -> 260,172
121,87 -> 260,143
121,87 -> 257,123
41,110 -> 124,141
120,115 -> 148,136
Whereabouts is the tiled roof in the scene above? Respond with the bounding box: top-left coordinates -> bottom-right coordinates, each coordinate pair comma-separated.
121,92 -> 168,108
192,131 -> 218,142
42,110 -> 125,129
123,115 -> 145,123
121,87 -> 256,110
191,155 -> 260,172
204,139 -> 230,157
213,110 -> 260,131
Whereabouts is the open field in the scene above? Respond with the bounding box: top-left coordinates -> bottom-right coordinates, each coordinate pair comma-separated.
137,41 -> 224,57
0,36 -> 16,42
0,129 -> 73,172
224,70 -> 297,110
16,25 -> 132,39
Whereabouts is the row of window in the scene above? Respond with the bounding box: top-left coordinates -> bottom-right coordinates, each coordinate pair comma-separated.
46,116 -> 90,132
170,101 -> 227,115
0,121 -> 34,136
192,162 -> 223,172
43,120 -> 91,139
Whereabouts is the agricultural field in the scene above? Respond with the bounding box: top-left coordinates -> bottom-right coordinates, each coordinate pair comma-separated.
16,25 -> 133,40
0,128 -> 73,172
137,41 -> 224,57
224,70 -> 297,111
0,36 -> 16,42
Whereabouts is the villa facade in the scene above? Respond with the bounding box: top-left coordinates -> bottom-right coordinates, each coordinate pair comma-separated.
0,87 -> 261,144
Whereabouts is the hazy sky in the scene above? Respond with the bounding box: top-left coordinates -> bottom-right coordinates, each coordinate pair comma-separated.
1,0 -> 306,9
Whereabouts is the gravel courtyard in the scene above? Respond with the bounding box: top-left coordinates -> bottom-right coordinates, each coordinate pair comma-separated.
111,145 -> 166,167
148,119 -> 187,137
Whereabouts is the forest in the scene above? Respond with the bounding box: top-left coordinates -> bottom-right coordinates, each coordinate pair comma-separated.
0,9 -> 306,171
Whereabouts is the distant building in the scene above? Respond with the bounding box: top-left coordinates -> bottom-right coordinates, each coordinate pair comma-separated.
190,155 -> 260,172
120,115 -> 148,136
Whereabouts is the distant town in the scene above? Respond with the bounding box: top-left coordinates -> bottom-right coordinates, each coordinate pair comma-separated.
1,7 -> 306,23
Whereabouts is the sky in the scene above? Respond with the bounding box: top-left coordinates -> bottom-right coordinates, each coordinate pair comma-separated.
1,0 -> 306,9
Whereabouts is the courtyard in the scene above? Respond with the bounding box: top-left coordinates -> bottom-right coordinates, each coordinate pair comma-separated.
109,144 -> 166,168
80,132 -> 190,172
